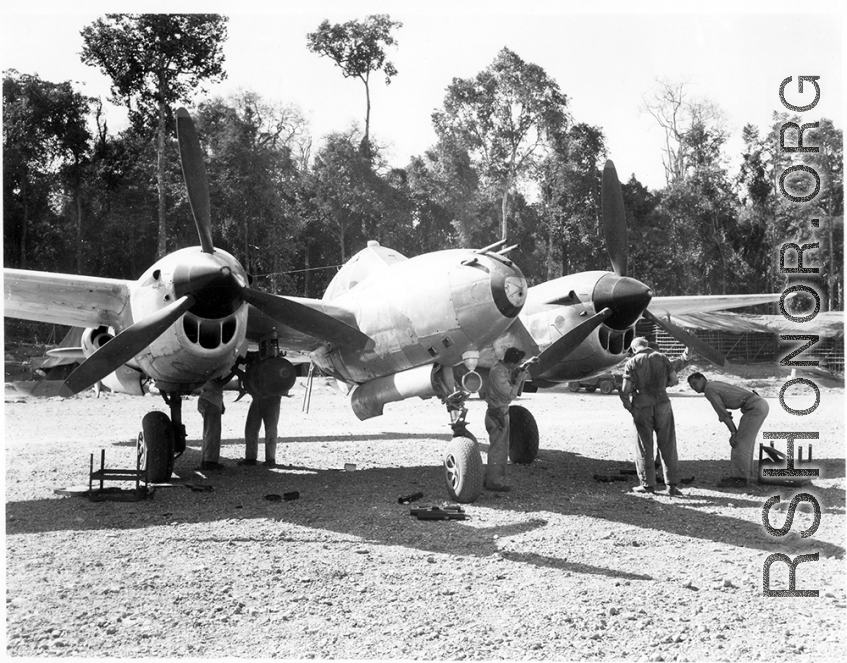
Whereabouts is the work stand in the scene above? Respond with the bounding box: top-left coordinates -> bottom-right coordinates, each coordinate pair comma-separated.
88,449 -> 153,502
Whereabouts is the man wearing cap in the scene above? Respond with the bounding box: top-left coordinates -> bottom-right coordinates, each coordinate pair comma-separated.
687,372 -> 770,488
483,347 -> 535,492
620,337 -> 683,496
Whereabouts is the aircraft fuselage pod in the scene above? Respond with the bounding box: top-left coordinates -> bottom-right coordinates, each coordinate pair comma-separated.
316,247 -> 527,384
123,246 -> 250,391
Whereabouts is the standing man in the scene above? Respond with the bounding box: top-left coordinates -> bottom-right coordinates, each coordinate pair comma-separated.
240,394 -> 282,467
483,347 -> 536,492
687,372 -> 770,488
197,373 -> 231,471
620,337 -> 683,496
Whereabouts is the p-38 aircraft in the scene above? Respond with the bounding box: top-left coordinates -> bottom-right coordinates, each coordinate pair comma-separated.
3,107 -> 536,497
4,108 -> 779,504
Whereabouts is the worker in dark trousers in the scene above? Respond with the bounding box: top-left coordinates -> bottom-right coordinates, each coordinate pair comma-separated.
241,394 -> 282,467
687,372 -> 770,488
620,337 -> 683,496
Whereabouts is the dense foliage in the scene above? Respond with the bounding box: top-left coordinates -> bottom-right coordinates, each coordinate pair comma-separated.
3,16 -> 843,339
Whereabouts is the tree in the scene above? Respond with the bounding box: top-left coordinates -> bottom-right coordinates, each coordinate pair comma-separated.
3,70 -> 92,270
310,130 -> 380,262
432,47 -> 570,240
307,14 -> 402,159
193,92 -> 307,295
81,13 -> 229,258
643,79 -> 728,186
535,123 -> 606,279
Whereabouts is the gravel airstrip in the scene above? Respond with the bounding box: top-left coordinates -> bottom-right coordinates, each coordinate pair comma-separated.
4,366 -> 845,660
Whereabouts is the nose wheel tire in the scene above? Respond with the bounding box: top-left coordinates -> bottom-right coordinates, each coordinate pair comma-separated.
139,411 -> 175,483
444,436 -> 483,504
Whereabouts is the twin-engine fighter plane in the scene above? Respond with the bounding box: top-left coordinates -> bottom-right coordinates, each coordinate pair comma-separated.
3,107 -> 533,495
3,107 -> 780,505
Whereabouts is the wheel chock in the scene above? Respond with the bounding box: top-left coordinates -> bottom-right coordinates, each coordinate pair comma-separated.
410,505 -> 468,521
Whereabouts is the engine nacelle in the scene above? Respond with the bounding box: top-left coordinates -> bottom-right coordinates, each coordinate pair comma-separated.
80,326 -> 115,357
243,356 -> 296,398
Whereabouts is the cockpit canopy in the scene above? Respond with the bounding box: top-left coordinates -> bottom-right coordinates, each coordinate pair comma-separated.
323,240 -> 407,301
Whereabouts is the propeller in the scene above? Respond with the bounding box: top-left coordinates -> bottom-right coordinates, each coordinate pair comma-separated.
601,159 -> 726,366
176,108 -> 215,254
61,295 -> 196,396
601,160 -> 628,277
239,287 -> 372,350
530,308 -> 613,380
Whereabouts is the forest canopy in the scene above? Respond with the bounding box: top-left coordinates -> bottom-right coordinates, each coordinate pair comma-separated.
3,15 -> 843,333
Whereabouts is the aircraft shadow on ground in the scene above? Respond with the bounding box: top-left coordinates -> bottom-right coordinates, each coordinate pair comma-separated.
6,446 -> 844,579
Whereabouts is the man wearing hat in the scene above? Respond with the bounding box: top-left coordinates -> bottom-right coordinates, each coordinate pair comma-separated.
620,337 -> 683,496
483,346 -> 536,492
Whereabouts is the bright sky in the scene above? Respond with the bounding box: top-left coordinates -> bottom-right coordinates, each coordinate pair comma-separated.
2,0 -> 844,190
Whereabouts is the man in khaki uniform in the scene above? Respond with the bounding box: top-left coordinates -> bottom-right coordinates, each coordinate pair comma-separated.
620,337 -> 683,496
197,374 -> 231,471
483,347 -> 534,492
687,372 -> 770,488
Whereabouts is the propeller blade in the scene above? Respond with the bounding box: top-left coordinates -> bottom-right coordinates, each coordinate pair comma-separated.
643,308 -> 726,367
531,308 -> 614,379
240,287 -> 373,350
601,159 -> 628,277
176,107 -> 215,254
61,295 -> 196,396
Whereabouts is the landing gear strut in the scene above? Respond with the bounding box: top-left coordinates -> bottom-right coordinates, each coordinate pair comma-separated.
442,390 -> 483,504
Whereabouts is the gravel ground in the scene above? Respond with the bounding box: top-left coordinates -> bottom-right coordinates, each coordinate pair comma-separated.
4,367 -> 845,660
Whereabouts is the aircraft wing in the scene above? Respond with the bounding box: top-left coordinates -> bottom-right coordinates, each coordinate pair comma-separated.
4,269 -> 131,328
648,293 -> 781,317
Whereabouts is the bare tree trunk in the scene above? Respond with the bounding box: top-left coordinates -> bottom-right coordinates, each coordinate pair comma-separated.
20,174 -> 29,268
304,246 -> 311,298
156,79 -> 167,258
75,181 -> 83,273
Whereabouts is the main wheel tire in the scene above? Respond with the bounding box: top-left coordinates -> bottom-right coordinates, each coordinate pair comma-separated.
139,411 -> 175,483
600,379 -> 615,395
567,382 -> 581,393
509,405 -> 539,464
444,436 -> 483,504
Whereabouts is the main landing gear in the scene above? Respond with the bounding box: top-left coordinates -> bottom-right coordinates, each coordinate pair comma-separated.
441,391 -> 540,504
136,391 -> 186,483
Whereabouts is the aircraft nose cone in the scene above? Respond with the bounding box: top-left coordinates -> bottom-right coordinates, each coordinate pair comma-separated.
593,274 -> 652,329
486,256 -> 527,318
